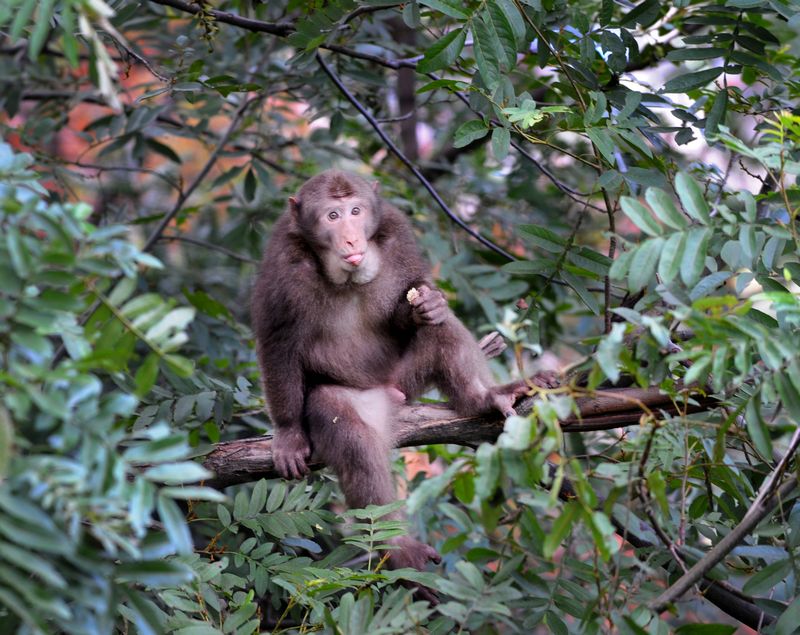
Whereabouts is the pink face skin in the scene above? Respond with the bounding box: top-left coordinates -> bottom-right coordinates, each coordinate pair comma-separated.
298,193 -> 380,285
321,195 -> 369,267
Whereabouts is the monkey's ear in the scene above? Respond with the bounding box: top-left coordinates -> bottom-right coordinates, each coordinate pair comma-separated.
372,181 -> 380,193
288,196 -> 299,216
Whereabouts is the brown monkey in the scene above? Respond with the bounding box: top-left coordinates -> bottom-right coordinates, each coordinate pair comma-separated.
251,170 -> 530,573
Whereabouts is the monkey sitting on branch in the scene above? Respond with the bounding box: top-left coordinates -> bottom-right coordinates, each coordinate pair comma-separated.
251,169 -> 540,574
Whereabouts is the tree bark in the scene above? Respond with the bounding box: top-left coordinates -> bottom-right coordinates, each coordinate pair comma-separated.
202,386 -> 715,489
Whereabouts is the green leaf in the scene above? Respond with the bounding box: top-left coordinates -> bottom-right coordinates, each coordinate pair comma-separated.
543,501 -> 579,559
135,352 -> 160,398
453,119 -> 489,148
620,196 -> 662,236
243,167 -> 256,202
10,0 -> 36,39
645,187 -> 688,230
160,486 -> 226,502
0,541 -> 66,588
472,15 -> 502,89
675,172 -> 711,224
586,127 -> 617,164
493,0 -> 525,46
144,461 -> 212,484
416,28 -> 467,73
619,0 -> 661,27
775,372 -> 800,423
249,479 -> 268,515
6,227 -> 31,277
666,47 -> 727,61
28,0 -> 56,60
629,238 -> 663,292
484,2 -> 517,69
419,0 -> 469,19
561,271 -> 600,315
705,89 -> 728,137
662,68 -> 723,93
266,480 -> 287,512
0,407 -> 12,479
680,228 -> 710,287
491,127 -> 511,160
116,560 -> 194,587
157,495 -> 193,555
474,443 -> 500,500
742,557 -> 791,596
518,224 -> 567,252
776,595 -> 800,635
597,322 -> 626,383
164,354 -> 194,377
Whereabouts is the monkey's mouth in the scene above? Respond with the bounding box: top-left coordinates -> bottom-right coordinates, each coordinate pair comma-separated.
343,253 -> 364,266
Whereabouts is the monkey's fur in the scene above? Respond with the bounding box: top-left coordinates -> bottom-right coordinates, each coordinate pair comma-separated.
252,170 -> 529,573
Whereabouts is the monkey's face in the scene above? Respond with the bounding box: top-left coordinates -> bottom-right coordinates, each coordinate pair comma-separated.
309,194 -> 381,285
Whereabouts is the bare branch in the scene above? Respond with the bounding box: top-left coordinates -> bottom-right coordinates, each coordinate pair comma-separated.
148,0 -> 294,36
649,427 -> 800,612
315,52 -> 515,261
158,234 -> 259,264
142,96 -> 258,252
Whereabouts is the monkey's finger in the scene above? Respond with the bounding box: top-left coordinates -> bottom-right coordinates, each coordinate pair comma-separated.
293,456 -> 310,478
274,457 -> 290,480
425,546 -> 442,564
423,307 -> 448,325
503,408 -> 517,417
418,299 -> 446,315
413,584 -> 440,606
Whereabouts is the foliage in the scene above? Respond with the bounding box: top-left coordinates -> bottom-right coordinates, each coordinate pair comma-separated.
1,0 -> 800,633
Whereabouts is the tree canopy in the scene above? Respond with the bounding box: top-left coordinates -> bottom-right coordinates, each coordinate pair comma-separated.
1,0 -> 800,633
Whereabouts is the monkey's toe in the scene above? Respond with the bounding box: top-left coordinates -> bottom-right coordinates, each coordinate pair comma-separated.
531,371 -> 560,389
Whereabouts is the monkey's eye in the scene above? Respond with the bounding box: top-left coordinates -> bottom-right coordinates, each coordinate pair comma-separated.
328,210 -> 340,220
351,206 -> 361,215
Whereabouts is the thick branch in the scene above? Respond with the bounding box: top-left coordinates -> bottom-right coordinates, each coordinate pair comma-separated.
202,387 -> 715,489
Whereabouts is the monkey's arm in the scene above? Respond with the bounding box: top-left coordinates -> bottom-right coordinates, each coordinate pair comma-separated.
257,341 -> 310,480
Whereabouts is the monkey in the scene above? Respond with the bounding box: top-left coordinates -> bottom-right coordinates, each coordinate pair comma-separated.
251,169 -> 533,577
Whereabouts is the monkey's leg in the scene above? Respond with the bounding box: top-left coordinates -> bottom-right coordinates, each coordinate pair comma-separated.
305,385 -> 440,573
306,385 -> 396,510
395,321 -> 529,417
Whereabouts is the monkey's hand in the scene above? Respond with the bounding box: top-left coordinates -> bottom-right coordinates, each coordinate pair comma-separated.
271,427 -> 311,480
409,285 -> 449,326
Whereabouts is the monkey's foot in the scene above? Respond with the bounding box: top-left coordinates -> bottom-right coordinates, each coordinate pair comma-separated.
386,385 -> 406,404
387,535 -> 441,570
529,370 -> 561,389
387,536 -> 441,606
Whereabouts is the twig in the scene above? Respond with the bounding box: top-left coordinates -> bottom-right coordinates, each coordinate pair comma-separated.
142,96 -> 257,252
315,52 -> 515,261
159,234 -> 259,264
148,0 -> 294,36
649,427 -> 800,612
147,0 -> 415,69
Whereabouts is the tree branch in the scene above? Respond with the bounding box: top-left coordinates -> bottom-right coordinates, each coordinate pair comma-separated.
315,51 -> 515,261
200,386 -> 716,489
196,387 -> 780,629
649,426 -> 800,613
148,0 -> 295,36
142,96 -> 257,252
158,233 -> 259,264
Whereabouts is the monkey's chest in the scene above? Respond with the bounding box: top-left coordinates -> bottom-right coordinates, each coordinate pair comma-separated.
305,300 -> 402,387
